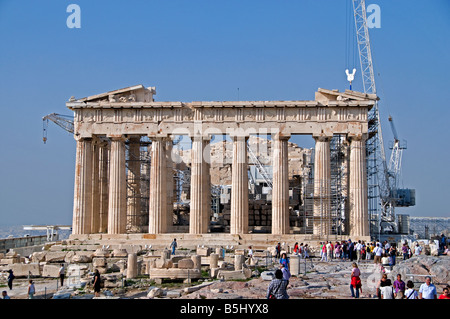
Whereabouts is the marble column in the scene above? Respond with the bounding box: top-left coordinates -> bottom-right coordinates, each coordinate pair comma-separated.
148,137 -> 168,234
313,136 -> 331,236
166,139 -> 174,232
189,136 -> 211,234
349,135 -> 369,237
230,135 -> 249,235
127,136 -> 142,232
271,134 -> 290,235
90,138 -> 100,234
98,142 -> 109,233
107,136 -> 127,234
72,137 -> 93,234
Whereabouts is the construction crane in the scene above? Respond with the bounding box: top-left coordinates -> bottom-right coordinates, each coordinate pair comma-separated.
387,115 -> 405,189
351,0 -> 403,234
247,144 -> 273,190
42,113 -> 74,143
387,115 -> 415,209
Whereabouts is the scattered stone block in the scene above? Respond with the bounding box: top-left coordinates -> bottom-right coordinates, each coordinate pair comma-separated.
178,258 -> 194,269
42,264 -> 61,277
112,249 -> 128,258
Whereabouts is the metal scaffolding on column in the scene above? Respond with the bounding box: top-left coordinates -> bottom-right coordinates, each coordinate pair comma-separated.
330,135 -> 348,236
125,136 -> 151,233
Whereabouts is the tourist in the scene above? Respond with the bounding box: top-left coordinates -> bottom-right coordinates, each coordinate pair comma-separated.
438,286 -> 450,299
384,241 -> 391,255
280,263 -> 291,286
266,269 -> 289,299
303,244 -> 309,258
365,243 -> 372,260
402,243 -> 409,260
275,243 -> 281,259
414,243 -> 422,256
355,240 -> 363,262
393,274 -> 406,299
361,242 -> 366,260
320,242 -> 327,262
93,269 -> 102,297
389,245 -> 397,266
247,246 -> 254,258
59,263 -> 65,287
326,241 -> 332,261
440,234 -> 447,252
373,243 -> 382,264
348,240 -> 355,261
2,291 -> 10,299
334,241 -> 341,259
27,280 -> 35,299
380,279 -> 394,299
342,241 -> 348,261
7,270 -> 14,290
350,263 -> 362,298
280,252 -> 289,270
419,276 -> 437,299
293,242 -> 299,255
170,238 -> 177,255
376,274 -> 388,299
405,280 -> 418,299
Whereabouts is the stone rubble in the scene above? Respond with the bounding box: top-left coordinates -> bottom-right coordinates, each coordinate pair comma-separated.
0,242 -> 448,299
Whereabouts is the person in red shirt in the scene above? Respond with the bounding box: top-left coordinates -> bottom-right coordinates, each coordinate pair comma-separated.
438,287 -> 450,299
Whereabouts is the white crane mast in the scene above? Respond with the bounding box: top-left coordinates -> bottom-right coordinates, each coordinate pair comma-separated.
351,0 -> 396,230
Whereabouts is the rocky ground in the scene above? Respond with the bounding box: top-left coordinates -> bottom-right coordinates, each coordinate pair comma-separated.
3,255 -> 448,300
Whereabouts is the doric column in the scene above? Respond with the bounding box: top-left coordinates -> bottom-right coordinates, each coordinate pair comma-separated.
166,139 -> 174,232
107,136 -> 127,234
189,135 -> 211,234
127,136 -> 142,232
349,134 -> 369,237
98,141 -> 109,233
230,135 -> 249,234
313,135 -> 331,236
148,136 -> 168,234
271,134 -> 290,235
72,137 -> 93,234
90,138 -> 100,234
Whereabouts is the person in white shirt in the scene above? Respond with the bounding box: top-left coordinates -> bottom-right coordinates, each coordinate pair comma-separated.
414,243 -> 423,256
405,280 -> 418,299
326,242 -> 332,261
373,243 -> 383,264
355,240 -> 363,262
419,276 -> 437,299
380,279 -> 394,299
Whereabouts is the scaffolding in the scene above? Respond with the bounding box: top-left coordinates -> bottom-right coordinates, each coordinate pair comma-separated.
125,136 -> 151,233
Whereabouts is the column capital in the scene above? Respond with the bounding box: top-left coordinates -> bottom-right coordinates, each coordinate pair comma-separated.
74,135 -> 93,142
189,133 -> 211,141
312,134 -> 333,142
148,133 -> 169,139
107,134 -> 127,142
229,134 -> 249,141
347,133 -> 368,142
271,132 -> 291,140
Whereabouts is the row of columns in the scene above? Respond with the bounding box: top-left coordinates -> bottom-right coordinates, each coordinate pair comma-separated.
72,133 -> 369,237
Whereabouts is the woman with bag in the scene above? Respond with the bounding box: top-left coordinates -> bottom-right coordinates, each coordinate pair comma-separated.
350,263 -> 362,298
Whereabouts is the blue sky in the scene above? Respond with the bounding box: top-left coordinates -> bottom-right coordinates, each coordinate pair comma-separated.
0,0 -> 449,226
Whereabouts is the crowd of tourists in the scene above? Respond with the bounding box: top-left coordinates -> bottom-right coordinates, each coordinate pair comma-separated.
267,238 -> 449,300
314,239 -> 408,265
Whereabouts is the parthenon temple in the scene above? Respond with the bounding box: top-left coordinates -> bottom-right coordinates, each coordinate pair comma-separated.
67,85 -> 377,245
